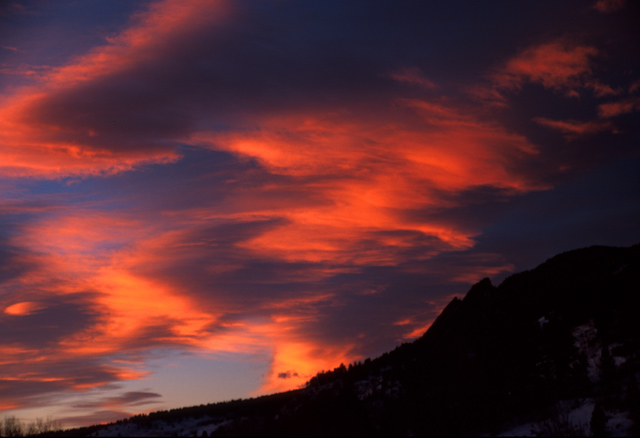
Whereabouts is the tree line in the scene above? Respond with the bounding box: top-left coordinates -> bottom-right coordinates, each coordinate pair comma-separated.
0,416 -> 62,437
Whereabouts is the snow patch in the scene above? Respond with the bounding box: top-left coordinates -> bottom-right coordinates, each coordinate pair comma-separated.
607,409 -> 633,436
498,399 -> 594,437
572,320 -> 601,382
89,415 -> 231,437
537,315 -> 549,329
355,375 -> 383,400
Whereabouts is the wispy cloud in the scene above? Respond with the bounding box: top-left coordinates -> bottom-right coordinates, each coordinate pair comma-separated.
390,67 -> 437,90
598,97 -> 640,118
533,117 -> 615,139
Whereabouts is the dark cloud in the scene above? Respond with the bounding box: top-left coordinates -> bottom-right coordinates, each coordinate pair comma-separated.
0,359 -> 141,410
57,410 -> 132,428
277,371 -> 299,380
71,391 -> 162,409
0,229 -> 30,283
0,293 -> 98,348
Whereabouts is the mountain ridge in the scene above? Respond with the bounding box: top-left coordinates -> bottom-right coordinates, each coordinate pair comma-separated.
43,244 -> 640,436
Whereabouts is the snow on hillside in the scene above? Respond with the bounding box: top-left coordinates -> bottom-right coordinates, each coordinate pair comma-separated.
90,416 -> 231,437
572,320 -> 601,383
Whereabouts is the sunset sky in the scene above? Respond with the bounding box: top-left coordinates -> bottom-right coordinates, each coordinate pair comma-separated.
1,0 -> 639,427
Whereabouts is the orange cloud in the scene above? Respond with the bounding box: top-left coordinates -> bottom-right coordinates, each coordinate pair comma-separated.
493,41 -> 598,95
0,0 -> 230,178
193,103 -> 540,264
260,340 -> 357,394
0,209 -> 217,374
58,269 -> 215,357
4,302 -> 45,316
393,316 -> 434,340
0,201 -> 364,405
227,302 -> 360,394
15,211 -> 217,353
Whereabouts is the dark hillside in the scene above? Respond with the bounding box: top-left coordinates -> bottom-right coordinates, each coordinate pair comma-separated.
213,244 -> 640,436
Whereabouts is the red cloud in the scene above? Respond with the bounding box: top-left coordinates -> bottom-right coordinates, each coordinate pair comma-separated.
535,96 -> 640,140
533,117 -> 614,138
493,41 -> 598,95
598,97 -> 640,118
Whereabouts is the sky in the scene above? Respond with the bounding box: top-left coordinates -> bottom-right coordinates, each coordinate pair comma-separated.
0,0 -> 639,428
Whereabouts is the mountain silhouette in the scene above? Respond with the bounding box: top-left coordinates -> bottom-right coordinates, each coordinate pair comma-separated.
46,244 -> 640,437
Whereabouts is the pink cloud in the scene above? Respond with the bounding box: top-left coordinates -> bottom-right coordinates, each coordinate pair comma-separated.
390,67 -> 437,90
533,117 -> 614,138
1,45 -> 22,53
